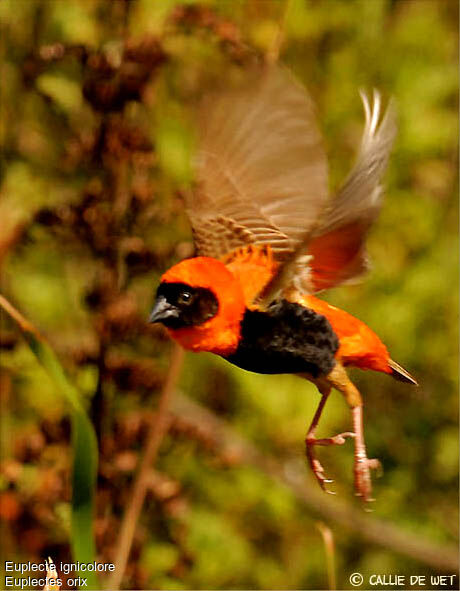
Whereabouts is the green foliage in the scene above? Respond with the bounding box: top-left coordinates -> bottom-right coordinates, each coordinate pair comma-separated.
0,299 -> 98,589
0,1 -> 457,590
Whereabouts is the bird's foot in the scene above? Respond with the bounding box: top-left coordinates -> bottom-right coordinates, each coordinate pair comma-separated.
306,432 -> 355,494
354,454 -> 382,504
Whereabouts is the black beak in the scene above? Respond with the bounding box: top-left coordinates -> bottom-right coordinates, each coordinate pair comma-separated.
148,295 -> 179,324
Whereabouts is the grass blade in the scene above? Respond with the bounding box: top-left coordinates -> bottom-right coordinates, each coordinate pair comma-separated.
0,295 -> 99,590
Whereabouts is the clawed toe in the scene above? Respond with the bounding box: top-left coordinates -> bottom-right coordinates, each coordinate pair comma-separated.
306,430 -> 381,503
354,456 -> 382,502
307,452 -> 336,494
368,458 -> 382,474
329,431 -> 356,445
306,432 -> 355,494
306,431 -> 355,447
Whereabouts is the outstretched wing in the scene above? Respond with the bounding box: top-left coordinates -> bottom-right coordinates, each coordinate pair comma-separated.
307,91 -> 397,292
259,91 -> 397,304
187,66 -> 329,262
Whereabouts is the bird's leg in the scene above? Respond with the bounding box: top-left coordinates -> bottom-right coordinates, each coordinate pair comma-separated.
328,363 -> 381,503
305,385 -> 355,494
351,404 -> 381,503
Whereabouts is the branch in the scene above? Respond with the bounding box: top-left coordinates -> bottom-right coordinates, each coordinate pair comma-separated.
171,393 -> 459,573
108,344 -> 185,590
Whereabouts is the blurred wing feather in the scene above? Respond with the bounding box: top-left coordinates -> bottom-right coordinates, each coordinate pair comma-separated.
187,66 -> 329,261
259,91 -> 397,304
307,91 -> 397,291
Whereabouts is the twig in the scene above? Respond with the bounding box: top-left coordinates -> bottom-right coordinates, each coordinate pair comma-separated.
171,393 -> 459,573
107,344 -> 185,590
316,521 -> 337,590
0,293 -> 43,339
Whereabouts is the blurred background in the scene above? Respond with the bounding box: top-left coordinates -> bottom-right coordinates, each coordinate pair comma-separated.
0,1 -> 458,589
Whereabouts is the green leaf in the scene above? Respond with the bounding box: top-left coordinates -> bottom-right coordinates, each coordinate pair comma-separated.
0,295 -> 99,590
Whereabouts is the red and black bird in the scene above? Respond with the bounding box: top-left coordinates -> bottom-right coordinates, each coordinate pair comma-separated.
149,67 -> 417,502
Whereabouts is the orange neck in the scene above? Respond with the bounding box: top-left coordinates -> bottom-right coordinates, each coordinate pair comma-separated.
167,318 -> 242,356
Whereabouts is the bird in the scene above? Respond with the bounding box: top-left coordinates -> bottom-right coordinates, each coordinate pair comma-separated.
149,66 -> 417,503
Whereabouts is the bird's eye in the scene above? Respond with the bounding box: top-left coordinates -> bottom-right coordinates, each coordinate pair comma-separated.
178,290 -> 193,305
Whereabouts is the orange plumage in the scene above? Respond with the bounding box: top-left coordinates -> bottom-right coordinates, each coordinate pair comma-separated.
300,295 -> 391,374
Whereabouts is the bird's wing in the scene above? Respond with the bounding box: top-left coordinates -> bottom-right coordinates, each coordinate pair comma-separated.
307,91 -> 397,292
258,91 -> 397,304
187,66 -> 329,263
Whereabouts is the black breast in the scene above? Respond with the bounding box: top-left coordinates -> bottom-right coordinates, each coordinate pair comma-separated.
224,300 -> 339,378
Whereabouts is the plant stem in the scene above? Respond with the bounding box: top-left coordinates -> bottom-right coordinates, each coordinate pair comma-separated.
107,344 -> 185,590
316,521 -> 337,590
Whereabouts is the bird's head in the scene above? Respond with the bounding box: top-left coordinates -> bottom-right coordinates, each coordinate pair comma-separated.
149,257 -> 246,355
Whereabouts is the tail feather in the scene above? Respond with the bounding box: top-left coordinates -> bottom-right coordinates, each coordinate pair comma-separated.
389,359 -> 418,386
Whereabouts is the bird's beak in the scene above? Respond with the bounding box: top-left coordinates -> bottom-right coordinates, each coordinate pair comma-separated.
148,295 -> 179,324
